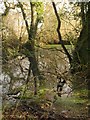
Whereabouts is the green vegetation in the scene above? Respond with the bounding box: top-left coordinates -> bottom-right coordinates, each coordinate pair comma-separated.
1,1 -> 89,120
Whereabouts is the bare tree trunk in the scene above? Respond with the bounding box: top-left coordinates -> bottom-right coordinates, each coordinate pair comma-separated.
52,2 -> 72,64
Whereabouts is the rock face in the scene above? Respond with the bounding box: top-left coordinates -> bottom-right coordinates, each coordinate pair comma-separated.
2,46 -> 70,94
38,47 -> 69,72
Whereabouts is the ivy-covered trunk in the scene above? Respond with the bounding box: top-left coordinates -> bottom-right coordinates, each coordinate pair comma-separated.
71,3 -> 89,73
69,2 -> 90,94
87,2 -> 90,111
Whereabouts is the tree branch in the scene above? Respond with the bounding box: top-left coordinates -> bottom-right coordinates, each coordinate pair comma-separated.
18,2 -> 30,37
2,2 -> 15,16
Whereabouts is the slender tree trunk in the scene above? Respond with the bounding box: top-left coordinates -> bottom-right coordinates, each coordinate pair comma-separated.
18,2 -> 41,95
34,77 -> 37,95
26,63 -> 31,84
52,2 -> 72,64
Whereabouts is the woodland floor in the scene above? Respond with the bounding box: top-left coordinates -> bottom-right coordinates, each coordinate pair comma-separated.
2,91 -> 90,120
